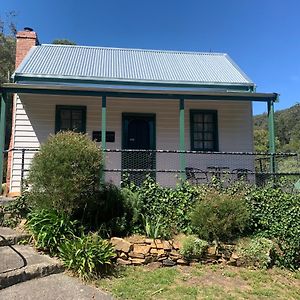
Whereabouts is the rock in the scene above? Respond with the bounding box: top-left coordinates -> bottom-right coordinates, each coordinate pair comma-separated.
227,258 -> 237,266
117,258 -> 132,265
157,256 -> 168,262
111,237 -> 133,253
133,245 -> 151,255
144,238 -> 153,244
150,240 -> 164,249
131,258 -> 145,265
163,241 -> 172,251
172,241 -> 180,250
177,259 -> 189,265
162,259 -> 176,267
207,245 -> 218,256
129,252 -> 145,259
231,252 -> 239,260
119,252 -> 128,259
147,262 -> 162,269
150,248 -> 165,256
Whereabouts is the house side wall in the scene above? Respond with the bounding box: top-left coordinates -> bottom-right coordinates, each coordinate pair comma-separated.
10,94 -> 253,193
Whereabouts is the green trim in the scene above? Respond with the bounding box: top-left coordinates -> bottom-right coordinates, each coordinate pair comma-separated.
0,85 -> 278,102
122,113 -> 156,150
190,110 -> 219,151
267,100 -> 276,172
0,93 -> 7,193
101,96 -> 107,182
55,105 -> 87,133
179,99 -> 186,180
14,74 -> 254,92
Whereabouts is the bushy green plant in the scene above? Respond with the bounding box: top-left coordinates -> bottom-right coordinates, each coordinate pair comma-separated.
236,237 -> 275,269
123,176 -> 200,236
0,193 -> 31,227
191,187 -> 250,242
246,187 -> 300,269
26,209 -> 78,255
58,233 -> 116,280
179,235 -> 209,260
75,183 -> 134,236
27,131 -> 103,215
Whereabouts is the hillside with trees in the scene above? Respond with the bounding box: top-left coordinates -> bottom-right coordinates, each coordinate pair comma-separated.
253,103 -> 300,153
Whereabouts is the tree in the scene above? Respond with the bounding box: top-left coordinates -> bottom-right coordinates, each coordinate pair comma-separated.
0,11 -> 16,84
0,12 -> 16,167
52,39 -> 76,45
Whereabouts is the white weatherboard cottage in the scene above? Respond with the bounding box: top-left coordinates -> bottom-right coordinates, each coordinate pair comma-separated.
0,28 -> 277,196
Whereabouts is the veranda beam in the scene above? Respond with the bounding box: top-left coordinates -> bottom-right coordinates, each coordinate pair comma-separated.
267,99 -> 276,172
101,95 -> 107,182
179,98 -> 186,180
0,93 -> 6,193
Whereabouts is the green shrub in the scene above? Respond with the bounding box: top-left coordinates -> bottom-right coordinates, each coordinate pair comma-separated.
124,176 -> 200,236
58,233 -> 116,279
236,237 -> 275,269
179,235 -> 209,260
247,187 -> 300,269
75,183 -> 134,236
191,188 -> 250,242
26,209 -> 78,255
27,131 -> 103,215
0,193 -> 31,228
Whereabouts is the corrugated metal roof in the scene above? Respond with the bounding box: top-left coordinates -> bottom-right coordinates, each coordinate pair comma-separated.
14,44 -> 254,89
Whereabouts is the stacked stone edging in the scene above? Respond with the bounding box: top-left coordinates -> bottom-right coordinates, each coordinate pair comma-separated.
110,237 -> 259,267
111,237 -> 188,266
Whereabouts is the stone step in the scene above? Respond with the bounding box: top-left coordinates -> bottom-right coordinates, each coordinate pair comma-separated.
0,227 -> 31,247
0,245 -> 64,289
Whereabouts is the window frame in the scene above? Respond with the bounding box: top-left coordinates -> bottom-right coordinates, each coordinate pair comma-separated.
55,105 -> 87,134
190,109 -> 219,151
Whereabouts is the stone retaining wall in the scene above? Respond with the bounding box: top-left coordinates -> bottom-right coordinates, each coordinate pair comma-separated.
110,237 -> 244,267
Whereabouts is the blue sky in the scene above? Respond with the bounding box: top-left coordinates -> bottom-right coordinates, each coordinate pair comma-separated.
1,0 -> 300,114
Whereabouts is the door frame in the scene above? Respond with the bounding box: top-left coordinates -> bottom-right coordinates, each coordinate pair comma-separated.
122,113 -> 156,150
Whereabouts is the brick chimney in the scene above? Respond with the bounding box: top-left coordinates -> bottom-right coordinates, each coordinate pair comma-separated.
5,28 -> 39,196
15,27 -> 38,68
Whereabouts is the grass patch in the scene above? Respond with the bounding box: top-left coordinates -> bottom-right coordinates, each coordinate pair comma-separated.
97,264 -> 300,300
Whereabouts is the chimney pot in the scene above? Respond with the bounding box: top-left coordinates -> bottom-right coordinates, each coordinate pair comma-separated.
24,27 -> 33,32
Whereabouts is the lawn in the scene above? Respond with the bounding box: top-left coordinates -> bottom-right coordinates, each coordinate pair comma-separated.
97,264 -> 300,300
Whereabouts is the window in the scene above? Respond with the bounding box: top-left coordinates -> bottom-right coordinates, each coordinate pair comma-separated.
190,110 -> 218,151
55,106 -> 86,133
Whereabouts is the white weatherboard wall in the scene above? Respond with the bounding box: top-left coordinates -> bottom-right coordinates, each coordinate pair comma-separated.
10,93 -> 254,192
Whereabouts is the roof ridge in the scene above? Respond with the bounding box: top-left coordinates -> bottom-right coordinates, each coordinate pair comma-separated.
41,43 -> 227,56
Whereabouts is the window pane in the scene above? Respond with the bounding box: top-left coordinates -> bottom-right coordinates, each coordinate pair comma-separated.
194,123 -> 203,131
204,114 -> 213,122
194,141 -> 203,150
60,119 -> 70,130
72,110 -> 82,120
72,119 -> 83,132
204,132 -> 213,140
194,114 -> 203,122
204,141 -> 214,150
194,132 -> 203,140
61,109 -> 71,120
204,123 -> 213,131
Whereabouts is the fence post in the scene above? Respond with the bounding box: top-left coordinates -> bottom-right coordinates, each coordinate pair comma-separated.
179,98 -> 186,180
101,95 -> 107,183
267,99 -> 276,173
0,93 -> 6,193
